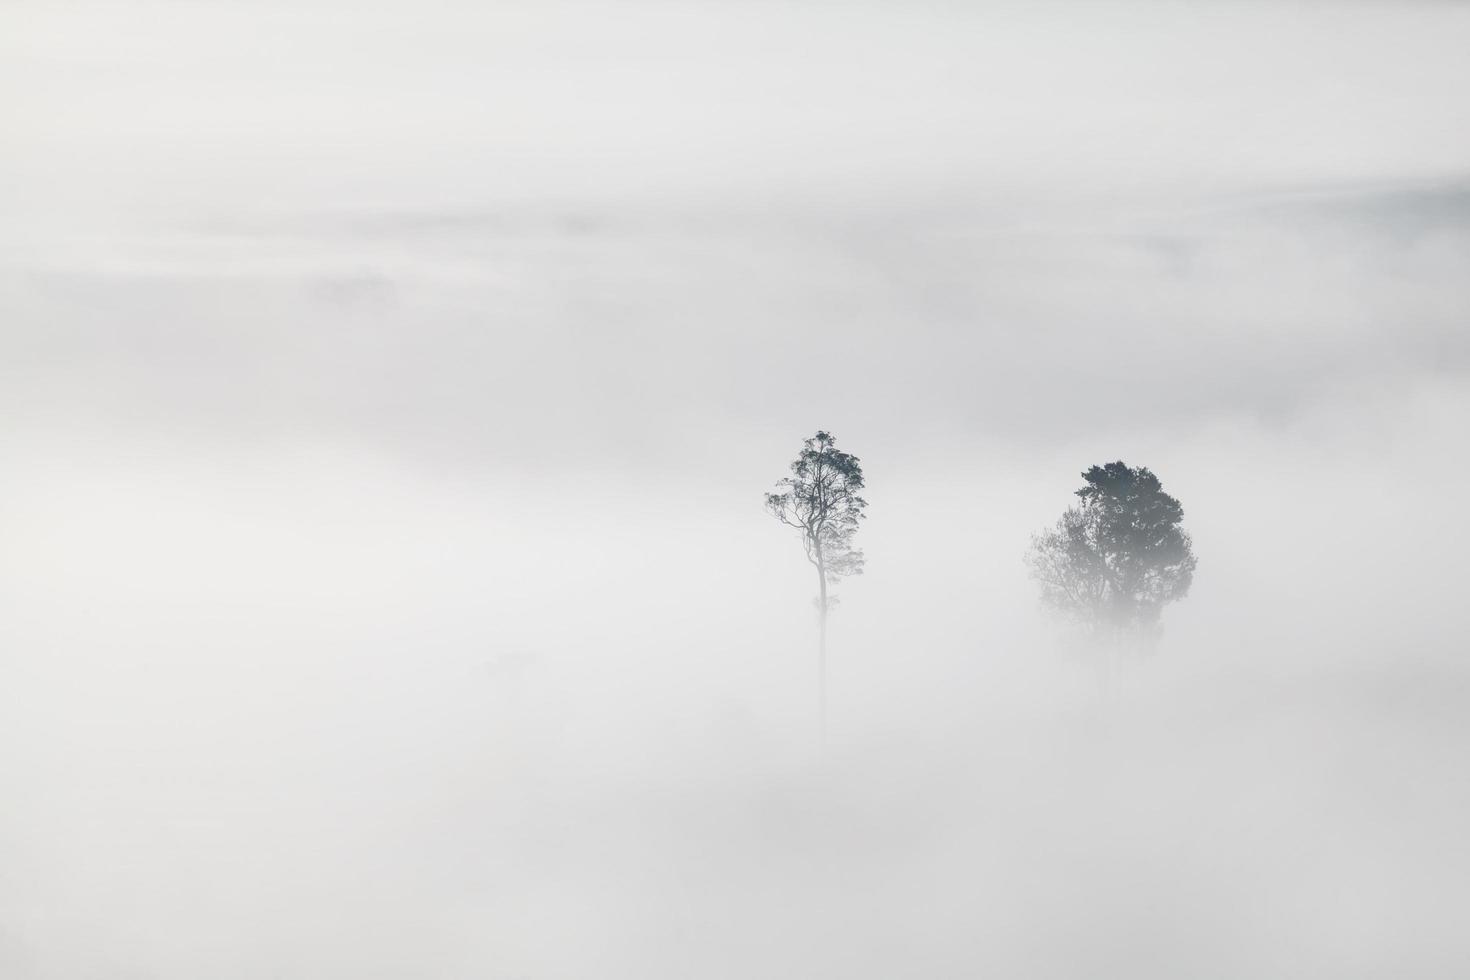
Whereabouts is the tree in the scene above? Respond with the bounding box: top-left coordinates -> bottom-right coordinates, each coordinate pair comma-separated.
1026,461 -> 1196,642
765,431 -> 867,741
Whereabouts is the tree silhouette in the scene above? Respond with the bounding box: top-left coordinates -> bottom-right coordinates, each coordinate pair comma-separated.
1027,461 -> 1196,642
765,431 -> 867,741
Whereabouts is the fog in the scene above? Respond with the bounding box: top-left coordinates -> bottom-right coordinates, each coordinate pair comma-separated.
3,1 -> 1469,977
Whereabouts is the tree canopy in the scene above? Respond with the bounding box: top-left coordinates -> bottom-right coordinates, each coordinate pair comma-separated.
1026,461 -> 1196,635
764,431 -> 867,600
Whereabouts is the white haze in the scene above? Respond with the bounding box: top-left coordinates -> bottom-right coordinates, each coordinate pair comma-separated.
2,1 -> 1469,977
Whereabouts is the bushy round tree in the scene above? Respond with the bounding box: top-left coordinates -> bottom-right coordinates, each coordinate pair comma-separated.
1027,461 -> 1196,639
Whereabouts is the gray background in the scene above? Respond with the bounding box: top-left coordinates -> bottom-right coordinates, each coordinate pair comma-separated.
2,2 -> 1468,977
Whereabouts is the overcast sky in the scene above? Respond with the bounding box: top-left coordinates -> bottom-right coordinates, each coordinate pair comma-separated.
2,2 -> 1469,978
4,0 -> 1470,471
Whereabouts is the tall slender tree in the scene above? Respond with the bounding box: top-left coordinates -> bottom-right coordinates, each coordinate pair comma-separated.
1026,461 -> 1196,645
765,431 -> 867,741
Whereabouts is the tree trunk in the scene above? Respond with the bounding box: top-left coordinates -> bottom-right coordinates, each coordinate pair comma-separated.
816,558 -> 828,749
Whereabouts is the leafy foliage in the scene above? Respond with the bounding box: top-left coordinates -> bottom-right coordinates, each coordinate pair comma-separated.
1027,461 -> 1196,633
765,431 -> 867,603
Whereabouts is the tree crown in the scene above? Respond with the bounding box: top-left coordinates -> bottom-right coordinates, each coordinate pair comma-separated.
765,431 -> 867,585
1028,460 -> 1196,631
